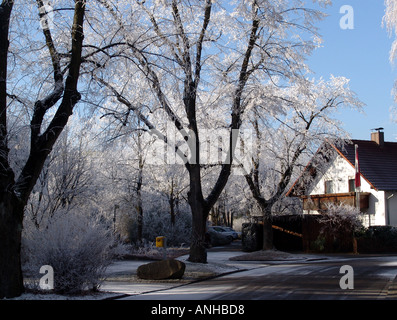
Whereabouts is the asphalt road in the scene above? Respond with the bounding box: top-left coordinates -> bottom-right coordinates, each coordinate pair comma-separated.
124,255 -> 397,300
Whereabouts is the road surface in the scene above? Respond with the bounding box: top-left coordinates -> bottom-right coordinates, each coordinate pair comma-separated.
121,255 -> 397,300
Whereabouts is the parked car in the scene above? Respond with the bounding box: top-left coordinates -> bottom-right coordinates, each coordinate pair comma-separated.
220,226 -> 241,239
206,226 -> 234,247
209,226 -> 239,240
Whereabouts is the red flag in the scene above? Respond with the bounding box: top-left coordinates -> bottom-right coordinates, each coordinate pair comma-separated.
355,144 -> 361,192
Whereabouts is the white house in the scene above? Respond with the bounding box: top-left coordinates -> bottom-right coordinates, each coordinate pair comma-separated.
287,130 -> 397,227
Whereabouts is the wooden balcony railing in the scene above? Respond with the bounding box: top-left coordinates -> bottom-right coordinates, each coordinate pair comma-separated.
301,192 -> 370,211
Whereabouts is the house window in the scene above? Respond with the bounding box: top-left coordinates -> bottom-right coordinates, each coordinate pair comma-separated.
325,180 -> 334,194
348,179 -> 355,192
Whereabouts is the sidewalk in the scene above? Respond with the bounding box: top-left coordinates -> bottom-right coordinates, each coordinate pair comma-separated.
100,242 -> 248,299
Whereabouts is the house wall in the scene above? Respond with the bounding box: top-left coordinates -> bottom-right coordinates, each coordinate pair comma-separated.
305,154 -> 386,227
309,155 -> 356,194
386,192 -> 397,226
368,191 -> 385,227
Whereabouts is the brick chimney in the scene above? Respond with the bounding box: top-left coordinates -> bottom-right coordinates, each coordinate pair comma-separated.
371,128 -> 384,147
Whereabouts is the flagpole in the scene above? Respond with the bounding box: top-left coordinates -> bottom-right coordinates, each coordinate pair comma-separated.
355,144 -> 361,210
353,144 -> 361,254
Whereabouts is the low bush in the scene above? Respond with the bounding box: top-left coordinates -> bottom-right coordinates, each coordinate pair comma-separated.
306,203 -> 363,253
22,211 -> 127,294
318,203 -> 363,235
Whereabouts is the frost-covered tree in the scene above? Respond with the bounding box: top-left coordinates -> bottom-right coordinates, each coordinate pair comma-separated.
243,76 -> 363,249
384,0 -> 397,113
25,122 -> 96,229
385,0 -> 397,63
0,0 -> 86,298
84,0 -> 332,263
100,132 -> 151,242
147,163 -> 189,226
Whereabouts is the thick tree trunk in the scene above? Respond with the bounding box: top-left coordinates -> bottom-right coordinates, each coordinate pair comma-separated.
245,174 -> 275,250
187,165 -> 208,263
188,201 -> 208,263
0,197 -> 24,299
0,1 -> 85,299
262,212 -> 274,251
0,0 -> 23,299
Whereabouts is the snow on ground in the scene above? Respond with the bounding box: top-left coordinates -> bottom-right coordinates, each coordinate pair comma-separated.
229,249 -> 309,261
6,244 -> 318,300
7,246 -> 241,300
5,291 -> 117,300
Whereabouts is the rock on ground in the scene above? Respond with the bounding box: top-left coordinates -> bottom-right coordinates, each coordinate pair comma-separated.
137,259 -> 186,280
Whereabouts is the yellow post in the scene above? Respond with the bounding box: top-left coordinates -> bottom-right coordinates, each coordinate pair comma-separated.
156,236 -> 165,248
156,236 -> 167,259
